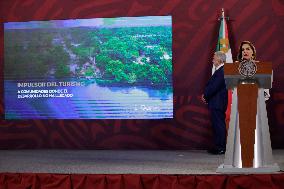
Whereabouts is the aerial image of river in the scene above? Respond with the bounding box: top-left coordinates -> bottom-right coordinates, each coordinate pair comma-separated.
4,16 -> 173,119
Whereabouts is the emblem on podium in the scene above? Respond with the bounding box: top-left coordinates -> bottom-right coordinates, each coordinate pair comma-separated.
238,60 -> 257,78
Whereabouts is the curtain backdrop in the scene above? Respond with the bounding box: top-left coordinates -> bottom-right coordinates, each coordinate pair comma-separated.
0,0 -> 284,149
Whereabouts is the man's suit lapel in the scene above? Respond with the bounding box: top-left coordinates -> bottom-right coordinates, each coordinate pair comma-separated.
206,65 -> 223,86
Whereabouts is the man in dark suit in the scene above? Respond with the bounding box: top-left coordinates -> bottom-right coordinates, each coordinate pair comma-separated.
202,51 -> 228,155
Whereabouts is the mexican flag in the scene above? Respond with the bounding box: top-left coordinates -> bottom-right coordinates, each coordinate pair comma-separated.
214,9 -> 233,129
213,9 -> 233,74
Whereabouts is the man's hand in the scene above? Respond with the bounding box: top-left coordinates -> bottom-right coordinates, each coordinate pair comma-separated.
264,89 -> 270,101
201,94 -> 207,104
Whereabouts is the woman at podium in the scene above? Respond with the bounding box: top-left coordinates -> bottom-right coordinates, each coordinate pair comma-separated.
217,40 -> 279,171
236,41 -> 270,100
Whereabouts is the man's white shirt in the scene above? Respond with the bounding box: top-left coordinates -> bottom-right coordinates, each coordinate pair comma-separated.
214,63 -> 224,73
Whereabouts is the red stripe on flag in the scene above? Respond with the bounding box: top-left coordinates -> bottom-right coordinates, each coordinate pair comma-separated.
225,90 -> 232,130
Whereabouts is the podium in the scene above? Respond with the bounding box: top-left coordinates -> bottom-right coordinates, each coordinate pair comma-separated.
217,61 -> 280,173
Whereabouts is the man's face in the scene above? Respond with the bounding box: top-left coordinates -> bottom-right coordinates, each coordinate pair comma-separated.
213,53 -> 220,67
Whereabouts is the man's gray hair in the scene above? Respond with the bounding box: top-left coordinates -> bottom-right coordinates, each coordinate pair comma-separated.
215,51 -> 226,63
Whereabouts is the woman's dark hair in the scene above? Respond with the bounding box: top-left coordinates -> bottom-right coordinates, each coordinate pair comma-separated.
237,41 -> 256,61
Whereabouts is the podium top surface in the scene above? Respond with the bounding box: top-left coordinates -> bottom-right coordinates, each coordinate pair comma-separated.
224,61 -> 272,75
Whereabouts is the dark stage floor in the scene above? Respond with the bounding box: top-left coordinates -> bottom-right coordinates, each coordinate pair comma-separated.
0,150 -> 283,174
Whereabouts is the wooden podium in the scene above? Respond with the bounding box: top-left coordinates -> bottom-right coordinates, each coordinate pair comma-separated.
216,61 -> 280,173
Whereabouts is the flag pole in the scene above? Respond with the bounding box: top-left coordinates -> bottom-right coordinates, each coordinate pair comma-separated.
219,8 -> 229,21
216,8 -> 233,131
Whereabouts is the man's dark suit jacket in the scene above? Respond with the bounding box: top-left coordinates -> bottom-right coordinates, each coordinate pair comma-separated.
204,66 -> 228,111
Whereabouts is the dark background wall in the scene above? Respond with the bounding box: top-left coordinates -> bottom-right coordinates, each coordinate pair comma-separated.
0,0 -> 283,149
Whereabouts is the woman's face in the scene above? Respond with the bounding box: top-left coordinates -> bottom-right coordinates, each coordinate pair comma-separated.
241,43 -> 254,60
